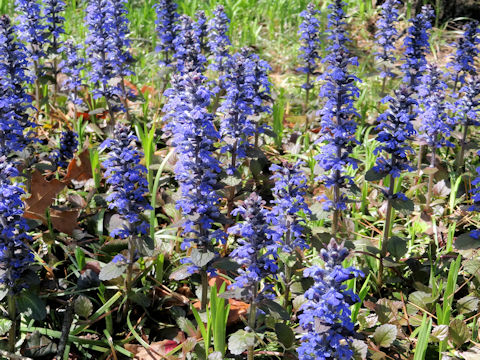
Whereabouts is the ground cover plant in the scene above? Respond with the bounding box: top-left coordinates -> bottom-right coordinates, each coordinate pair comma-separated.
1,0 -> 480,359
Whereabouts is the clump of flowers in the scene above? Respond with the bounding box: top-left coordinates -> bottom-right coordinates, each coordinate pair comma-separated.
0,15 -> 35,157
454,76 -> 480,167
173,15 -> 206,74
154,0 -> 179,66
44,0 -> 65,55
207,5 -> 231,73
219,48 -> 258,174
298,3 -> 321,96
15,0 -> 46,62
315,0 -> 360,228
375,0 -> 400,81
51,130 -> 78,168
448,20 -> 479,88
59,40 -> 85,107
468,152 -> 480,238
194,10 -> 208,53
101,123 -> 151,239
297,240 -> 363,360
0,159 -> 34,291
401,5 -> 434,89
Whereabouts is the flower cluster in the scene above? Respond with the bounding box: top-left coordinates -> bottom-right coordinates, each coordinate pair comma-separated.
418,64 -> 453,150
154,0 -> 179,66
297,240 -> 363,360
229,193 -> 278,302
219,48 -> 269,173
207,5 -> 231,73
165,71 -> 224,251
173,15 -> 206,74
315,0 -> 360,211
51,130 -> 78,168
298,3 -> 321,91
101,123 -> 151,239
268,161 -> 311,252
0,159 -> 34,291
0,15 -> 35,157
110,0 -> 134,79
59,40 -> 85,106
401,5 -> 434,89
248,51 -> 272,133
454,76 -> 480,128
375,0 -> 400,79
469,153 -> 480,239
373,86 -> 417,178
44,0 -> 66,55
448,20 -> 479,85
194,10 -> 208,53
15,0 -> 46,61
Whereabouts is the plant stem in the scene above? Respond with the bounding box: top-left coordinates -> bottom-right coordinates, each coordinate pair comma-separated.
247,286 -> 258,360
379,168 -> 395,287
120,76 -> 131,123
8,294 -> 16,353
283,226 -> 292,309
426,148 -> 436,209
200,269 -> 208,311
123,236 -> 136,318
34,60 -> 41,120
457,123 -> 468,172
332,170 -> 341,242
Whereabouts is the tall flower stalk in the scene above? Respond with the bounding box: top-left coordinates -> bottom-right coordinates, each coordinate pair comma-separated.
375,0 -> 400,93
154,0 -> 179,66
173,15 -> 206,74
101,123 -> 151,301
298,2 -> 321,116
315,0 -> 360,240
297,240 -> 363,360
370,86 -> 417,284
194,10 -> 208,53
268,161 -> 310,308
15,0 -> 46,116
59,40 -> 85,120
165,71 -> 224,310
229,193 -> 278,360
448,20 -> 479,91
207,5 -> 231,74
418,64 -> 453,208
454,76 -> 480,169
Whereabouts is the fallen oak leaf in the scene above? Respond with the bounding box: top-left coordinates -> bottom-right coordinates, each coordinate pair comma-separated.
49,208 -> 80,235
64,149 -> 92,183
24,170 -> 66,222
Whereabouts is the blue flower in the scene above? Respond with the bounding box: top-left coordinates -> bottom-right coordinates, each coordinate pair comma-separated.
109,0 -> 134,79
297,239 -> 363,360
298,3 -> 321,90
454,75 -> 480,128
101,123 -> 151,239
401,5 -> 434,89
0,159 -> 34,291
154,0 -> 179,66
229,193 -> 278,302
173,15 -> 206,74
468,151 -> 480,238
0,15 -> 35,157
372,86 -> 417,178
315,0 -> 360,211
268,161 -> 311,252
51,130 -> 78,168
44,0 -> 66,54
418,64 -> 453,150
164,71 -> 224,253
59,40 -> 85,106
194,10 -> 208,53
15,0 -> 47,61
448,20 -> 479,86
375,0 -> 400,79
207,5 -> 231,73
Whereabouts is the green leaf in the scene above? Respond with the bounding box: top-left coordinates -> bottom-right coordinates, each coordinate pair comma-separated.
228,330 -> 256,355
365,168 -> 387,181
430,325 -> 448,342
133,235 -> 155,257
211,257 -> 239,271
457,295 -> 479,315
170,265 -> 192,281
74,295 -> 93,319
99,262 -> 127,281
352,339 -> 368,360
0,286 -> 7,301
275,322 -> 294,348
449,319 -> 471,347
414,313 -> 432,360
17,292 -> 47,321
278,252 -> 297,268
391,197 -> 414,214
387,236 -> 407,259
0,318 -> 12,336
373,324 -> 397,347
259,299 -> 289,321
455,232 -> 480,250
129,292 -> 151,307
190,248 -> 215,268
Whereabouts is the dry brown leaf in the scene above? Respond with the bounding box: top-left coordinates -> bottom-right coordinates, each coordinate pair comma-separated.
24,170 -> 66,222
50,208 -> 80,235
125,336 -> 183,360
64,149 -> 93,183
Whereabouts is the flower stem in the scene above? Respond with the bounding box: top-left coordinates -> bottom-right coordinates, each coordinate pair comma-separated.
247,286 -> 258,360
379,174 -> 395,287
8,294 -> 16,353
200,269 -> 208,311
426,148 -> 436,209
457,123 -> 468,172
34,60 -> 40,120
